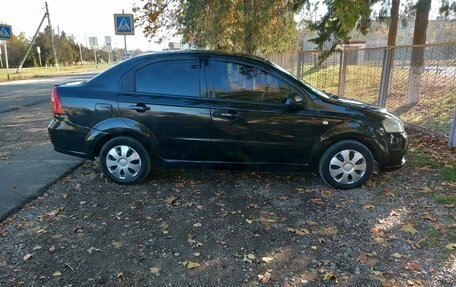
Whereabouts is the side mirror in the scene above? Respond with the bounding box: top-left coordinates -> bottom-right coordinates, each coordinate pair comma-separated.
285,93 -> 306,109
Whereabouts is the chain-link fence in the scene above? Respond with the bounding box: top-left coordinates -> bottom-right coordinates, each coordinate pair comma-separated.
264,42 -> 456,138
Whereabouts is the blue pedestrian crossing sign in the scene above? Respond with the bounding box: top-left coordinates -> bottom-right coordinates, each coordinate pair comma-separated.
114,14 -> 135,35
0,24 -> 12,41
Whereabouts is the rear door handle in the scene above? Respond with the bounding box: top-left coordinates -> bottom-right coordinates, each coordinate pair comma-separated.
220,111 -> 239,119
129,103 -> 150,113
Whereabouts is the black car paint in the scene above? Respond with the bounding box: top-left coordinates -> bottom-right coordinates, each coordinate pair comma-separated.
48,51 -> 407,172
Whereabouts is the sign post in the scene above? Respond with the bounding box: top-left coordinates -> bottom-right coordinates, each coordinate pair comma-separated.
0,45 -> 3,68
0,24 -> 12,80
105,36 -> 112,64
89,37 -> 98,69
37,46 -> 42,66
114,11 -> 134,59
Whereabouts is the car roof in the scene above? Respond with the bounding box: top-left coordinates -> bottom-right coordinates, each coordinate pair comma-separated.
134,50 -> 269,64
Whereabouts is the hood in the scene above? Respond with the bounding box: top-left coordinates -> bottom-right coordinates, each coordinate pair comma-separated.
329,97 -> 393,119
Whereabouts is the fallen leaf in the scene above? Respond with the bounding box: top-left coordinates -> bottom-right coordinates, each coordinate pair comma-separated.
193,223 -> 202,228
23,254 -> 32,261
117,272 -> 125,281
401,224 -> 418,235
245,219 -> 253,224
258,271 -> 272,283
261,256 -> 273,263
49,245 -> 56,252
322,271 -> 338,283
392,253 -> 402,258
421,214 -> 437,222
243,253 -> 256,264
193,252 -> 201,257
357,253 -> 368,263
405,262 -> 422,272
150,267 -> 160,276
63,194 -> 68,200
311,245 -> 317,250
87,246 -> 102,254
52,271 -> 62,277
165,196 -> 176,206
112,241 -> 124,248
363,204 -> 375,210
445,243 -> 456,250
287,227 -> 310,236
186,261 -> 200,269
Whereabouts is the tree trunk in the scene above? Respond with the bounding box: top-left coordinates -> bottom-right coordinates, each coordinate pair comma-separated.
243,0 -> 255,54
386,0 -> 400,97
387,0 -> 400,47
406,0 -> 431,105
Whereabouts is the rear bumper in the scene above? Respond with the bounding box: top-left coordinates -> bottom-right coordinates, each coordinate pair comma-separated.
48,115 -> 92,159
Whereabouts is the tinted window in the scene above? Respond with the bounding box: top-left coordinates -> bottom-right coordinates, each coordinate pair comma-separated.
136,60 -> 199,97
210,61 -> 290,103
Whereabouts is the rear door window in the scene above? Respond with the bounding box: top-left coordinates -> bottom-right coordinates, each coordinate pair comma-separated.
135,59 -> 199,97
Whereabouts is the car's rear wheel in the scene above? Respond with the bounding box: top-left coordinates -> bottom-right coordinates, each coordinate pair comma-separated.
318,140 -> 373,189
99,136 -> 151,184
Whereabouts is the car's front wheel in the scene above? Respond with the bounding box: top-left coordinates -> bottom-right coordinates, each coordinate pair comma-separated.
318,140 -> 373,189
99,136 -> 151,184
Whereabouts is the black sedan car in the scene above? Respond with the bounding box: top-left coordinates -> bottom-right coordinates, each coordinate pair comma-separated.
48,51 -> 407,189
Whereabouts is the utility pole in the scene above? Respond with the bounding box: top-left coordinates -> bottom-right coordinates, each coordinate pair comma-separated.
78,43 -> 84,66
16,12 -> 47,73
46,2 -> 59,71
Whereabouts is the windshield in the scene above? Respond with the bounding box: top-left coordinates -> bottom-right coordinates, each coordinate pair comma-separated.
267,60 -> 331,99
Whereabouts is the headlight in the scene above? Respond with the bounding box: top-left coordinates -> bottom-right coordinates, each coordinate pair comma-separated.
382,115 -> 404,133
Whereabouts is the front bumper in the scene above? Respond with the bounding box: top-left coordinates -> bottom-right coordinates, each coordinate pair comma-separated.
378,131 -> 408,171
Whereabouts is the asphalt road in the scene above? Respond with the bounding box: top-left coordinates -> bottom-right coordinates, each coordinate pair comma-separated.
0,72 -> 98,113
0,72 -> 99,221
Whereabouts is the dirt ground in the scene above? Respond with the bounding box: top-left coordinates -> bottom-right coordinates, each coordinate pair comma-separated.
0,102 -> 51,160
0,132 -> 454,287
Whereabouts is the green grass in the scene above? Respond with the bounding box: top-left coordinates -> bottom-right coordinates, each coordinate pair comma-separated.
0,63 -> 112,83
299,64 -> 455,135
433,194 -> 456,205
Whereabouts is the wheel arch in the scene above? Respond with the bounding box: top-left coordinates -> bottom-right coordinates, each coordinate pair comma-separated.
84,118 -> 158,159
310,130 -> 385,169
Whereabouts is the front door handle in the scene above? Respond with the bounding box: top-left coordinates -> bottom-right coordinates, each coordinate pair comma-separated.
220,111 -> 240,119
129,103 -> 150,113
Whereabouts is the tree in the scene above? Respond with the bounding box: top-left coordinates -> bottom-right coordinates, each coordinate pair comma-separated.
6,32 -> 35,68
387,0 -> 400,47
134,0 -> 305,54
406,0 -> 431,104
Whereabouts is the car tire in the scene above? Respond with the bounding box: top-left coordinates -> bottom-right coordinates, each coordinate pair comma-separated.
99,136 -> 151,185
318,140 -> 373,190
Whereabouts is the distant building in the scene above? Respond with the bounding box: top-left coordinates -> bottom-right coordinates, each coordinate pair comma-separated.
299,17 -> 456,50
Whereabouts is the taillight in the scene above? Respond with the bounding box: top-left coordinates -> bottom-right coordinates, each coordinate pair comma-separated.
51,86 -> 65,115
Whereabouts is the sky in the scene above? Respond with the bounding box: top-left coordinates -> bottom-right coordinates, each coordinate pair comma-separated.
0,0 -> 179,51
0,0 -> 446,51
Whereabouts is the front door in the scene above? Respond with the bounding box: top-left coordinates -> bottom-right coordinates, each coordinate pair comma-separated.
207,59 -> 315,164
118,58 -> 212,161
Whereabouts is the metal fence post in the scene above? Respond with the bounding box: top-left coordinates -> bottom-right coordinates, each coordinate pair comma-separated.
449,110 -> 456,147
378,48 -> 394,107
338,48 -> 347,97
297,51 -> 302,79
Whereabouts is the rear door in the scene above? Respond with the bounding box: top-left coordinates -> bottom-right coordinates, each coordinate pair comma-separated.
206,58 -> 315,164
118,57 -> 212,161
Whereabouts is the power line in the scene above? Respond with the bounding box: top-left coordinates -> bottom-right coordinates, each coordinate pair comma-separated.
1,7 -> 45,21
